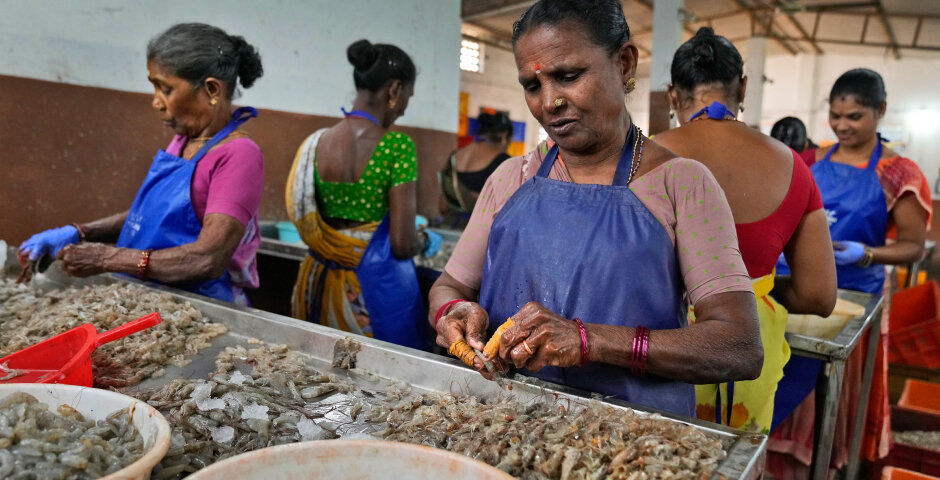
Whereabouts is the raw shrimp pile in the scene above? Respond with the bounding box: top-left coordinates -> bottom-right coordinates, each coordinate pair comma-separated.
0,392 -> 144,479
0,280 -> 226,388
143,345 -> 367,479
378,392 -> 726,480
894,430 -> 940,452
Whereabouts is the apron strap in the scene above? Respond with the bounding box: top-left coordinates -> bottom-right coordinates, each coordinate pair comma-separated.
690,101 -> 737,121
341,107 -> 382,126
818,133 -> 884,171
191,106 -> 258,162
536,126 -> 637,187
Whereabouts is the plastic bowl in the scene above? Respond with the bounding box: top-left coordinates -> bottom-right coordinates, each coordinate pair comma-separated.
186,439 -> 514,480
0,383 -> 171,480
275,221 -> 303,244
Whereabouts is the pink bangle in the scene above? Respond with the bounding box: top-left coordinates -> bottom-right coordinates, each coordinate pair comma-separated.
434,299 -> 466,329
574,318 -> 589,366
632,326 -> 650,376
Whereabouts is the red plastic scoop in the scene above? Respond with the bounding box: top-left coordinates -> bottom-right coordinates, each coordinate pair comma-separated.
0,312 -> 161,386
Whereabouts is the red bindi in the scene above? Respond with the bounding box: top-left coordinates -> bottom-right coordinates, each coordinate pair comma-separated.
534,63 -> 542,74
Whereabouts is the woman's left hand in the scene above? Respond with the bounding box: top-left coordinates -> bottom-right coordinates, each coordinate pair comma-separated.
56,243 -> 113,277
499,301 -> 583,371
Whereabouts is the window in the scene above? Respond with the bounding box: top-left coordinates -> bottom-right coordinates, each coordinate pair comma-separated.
460,39 -> 483,73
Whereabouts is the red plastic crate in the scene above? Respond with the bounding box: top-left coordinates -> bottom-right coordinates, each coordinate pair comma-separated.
900,380 -> 940,416
871,406 -> 940,479
883,466 -> 940,480
889,281 -> 940,368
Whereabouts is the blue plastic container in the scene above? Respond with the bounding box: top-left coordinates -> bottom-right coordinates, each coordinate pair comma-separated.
275,222 -> 303,244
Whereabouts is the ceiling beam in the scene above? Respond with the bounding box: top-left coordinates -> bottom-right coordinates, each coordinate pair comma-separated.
776,0 -> 823,54
873,0 -> 901,59
631,0 -> 698,36
462,0 -> 534,22
462,22 -> 514,51
729,0 -> 799,54
729,34 -> 940,53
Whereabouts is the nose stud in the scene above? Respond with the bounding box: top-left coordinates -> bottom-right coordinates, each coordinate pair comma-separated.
554,98 -> 566,108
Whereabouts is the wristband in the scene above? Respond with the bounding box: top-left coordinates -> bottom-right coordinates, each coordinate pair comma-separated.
137,249 -> 153,280
434,299 -> 466,329
72,223 -> 87,242
574,318 -> 589,366
631,326 -> 650,376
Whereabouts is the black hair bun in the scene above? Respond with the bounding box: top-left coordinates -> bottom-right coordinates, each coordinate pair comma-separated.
695,26 -> 715,37
347,39 -> 378,72
231,35 -> 263,88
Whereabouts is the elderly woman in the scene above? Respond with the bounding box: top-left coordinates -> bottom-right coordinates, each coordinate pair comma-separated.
17,23 -> 264,304
428,0 -> 761,417
653,27 -> 836,433
286,40 -> 439,349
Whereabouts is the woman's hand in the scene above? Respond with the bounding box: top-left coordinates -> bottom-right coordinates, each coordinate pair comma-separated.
499,302 -> 582,371
57,243 -> 114,277
436,301 -> 508,379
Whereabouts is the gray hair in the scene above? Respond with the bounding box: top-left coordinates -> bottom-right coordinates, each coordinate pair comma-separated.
147,23 -> 263,98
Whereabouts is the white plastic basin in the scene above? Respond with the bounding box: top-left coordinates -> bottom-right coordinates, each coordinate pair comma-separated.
0,383 -> 171,480
187,439 -> 514,480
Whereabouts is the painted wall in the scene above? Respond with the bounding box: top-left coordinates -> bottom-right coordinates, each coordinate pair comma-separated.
0,0 -> 461,132
0,1 -> 462,244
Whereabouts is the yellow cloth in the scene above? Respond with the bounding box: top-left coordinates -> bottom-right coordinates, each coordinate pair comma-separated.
695,269 -> 790,434
286,130 -> 379,334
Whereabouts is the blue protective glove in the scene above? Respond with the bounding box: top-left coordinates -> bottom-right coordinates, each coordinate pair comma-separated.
832,241 -> 866,266
18,225 -> 80,261
422,230 -> 443,258
414,215 -> 429,229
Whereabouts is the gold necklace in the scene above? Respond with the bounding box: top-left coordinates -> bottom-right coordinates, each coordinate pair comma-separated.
626,125 -> 645,184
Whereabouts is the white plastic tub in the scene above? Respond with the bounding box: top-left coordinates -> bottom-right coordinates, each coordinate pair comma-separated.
187,439 -> 514,480
0,383 -> 171,480
786,297 -> 867,339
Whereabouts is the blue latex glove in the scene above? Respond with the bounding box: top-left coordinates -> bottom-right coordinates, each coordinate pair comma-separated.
18,225 -> 80,261
422,230 -> 442,257
832,241 -> 865,265
414,215 -> 429,229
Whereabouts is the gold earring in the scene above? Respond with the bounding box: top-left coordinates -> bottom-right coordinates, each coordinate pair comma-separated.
624,77 -> 637,94
210,98 -> 218,106
388,99 -> 397,109
553,98 -> 565,108
669,109 -> 675,119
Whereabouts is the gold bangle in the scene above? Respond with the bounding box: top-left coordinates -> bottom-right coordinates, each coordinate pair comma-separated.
857,245 -> 874,268
72,223 -> 87,241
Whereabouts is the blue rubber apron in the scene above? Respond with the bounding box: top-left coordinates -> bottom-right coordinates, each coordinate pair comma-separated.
116,107 -> 258,302
478,127 -> 694,416
770,135 -> 888,430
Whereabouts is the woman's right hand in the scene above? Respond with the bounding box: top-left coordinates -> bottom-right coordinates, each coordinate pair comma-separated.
17,225 -> 80,263
436,301 -> 508,378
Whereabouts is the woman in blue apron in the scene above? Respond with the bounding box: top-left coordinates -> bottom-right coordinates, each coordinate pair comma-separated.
18,24 -> 266,305
285,39 -> 440,350
428,0 -> 763,417
769,69 -> 932,474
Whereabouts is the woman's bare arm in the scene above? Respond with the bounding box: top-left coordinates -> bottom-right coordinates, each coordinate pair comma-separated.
775,209 -> 837,315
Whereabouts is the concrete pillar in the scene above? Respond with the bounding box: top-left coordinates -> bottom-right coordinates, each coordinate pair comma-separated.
648,0 -> 684,135
742,36 -> 768,127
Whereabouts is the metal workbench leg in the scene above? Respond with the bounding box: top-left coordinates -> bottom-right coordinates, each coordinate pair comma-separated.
845,312 -> 884,480
812,359 -> 845,480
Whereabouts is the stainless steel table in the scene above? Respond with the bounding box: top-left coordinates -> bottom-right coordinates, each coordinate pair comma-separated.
784,289 -> 884,480
3,250 -> 767,479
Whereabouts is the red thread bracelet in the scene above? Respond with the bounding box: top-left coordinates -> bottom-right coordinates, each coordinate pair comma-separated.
574,318 -> 589,366
434,299 -> 466,329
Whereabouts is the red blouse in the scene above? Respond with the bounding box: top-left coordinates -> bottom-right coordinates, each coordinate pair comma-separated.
736,149 -> 824,277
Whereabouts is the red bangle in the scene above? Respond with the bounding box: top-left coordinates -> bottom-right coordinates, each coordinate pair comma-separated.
574,318 -> 589,366
434,299 -> 466,329
137,249 -> 153,280
631,326 -> 650,376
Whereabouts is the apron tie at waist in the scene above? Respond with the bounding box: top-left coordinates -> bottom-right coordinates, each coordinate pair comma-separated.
308,248 -> 355,271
